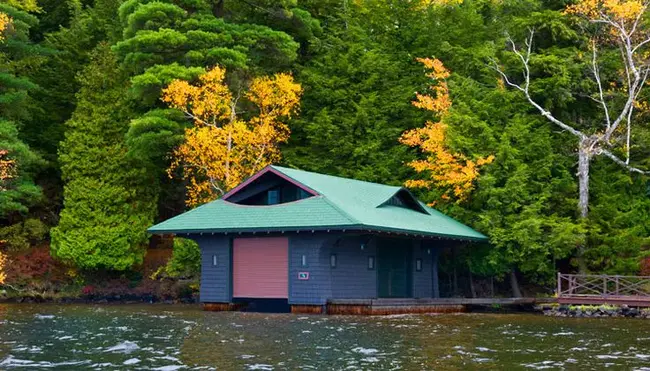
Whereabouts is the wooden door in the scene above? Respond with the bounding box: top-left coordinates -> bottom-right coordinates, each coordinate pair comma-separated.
377,239 -> 412,298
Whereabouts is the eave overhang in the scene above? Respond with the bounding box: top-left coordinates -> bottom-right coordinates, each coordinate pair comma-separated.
148,224 -> 488,243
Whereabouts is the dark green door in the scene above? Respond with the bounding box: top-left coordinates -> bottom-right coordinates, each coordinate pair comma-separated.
377,239 -> 412,298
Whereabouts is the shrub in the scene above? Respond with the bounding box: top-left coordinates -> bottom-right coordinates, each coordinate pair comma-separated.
163,238 -> 200,279
0,218 -> 48,251
3,246 -> 71,291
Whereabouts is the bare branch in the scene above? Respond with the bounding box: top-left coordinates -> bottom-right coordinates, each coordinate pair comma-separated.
606,26 -> 645,141
632,37 -> 650,54
590,40 -> 611,130
490,30 -> 587,140
600,149 -> 650,175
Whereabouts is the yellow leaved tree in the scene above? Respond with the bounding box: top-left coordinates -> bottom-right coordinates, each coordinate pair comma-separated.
400,58 -> 493,204
0,13 -> 11,42
163,66 -> 302,207
0,149 -> 15,191
0,0 -> 40,41
0,252 -> 6,285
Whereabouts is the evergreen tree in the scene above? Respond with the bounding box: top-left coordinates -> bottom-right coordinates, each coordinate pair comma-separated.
0,120 -> 42,219
0,2 -> 47,249
50,45 -> 155,270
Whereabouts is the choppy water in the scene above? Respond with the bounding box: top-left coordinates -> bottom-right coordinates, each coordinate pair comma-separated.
0,304 -> 649,369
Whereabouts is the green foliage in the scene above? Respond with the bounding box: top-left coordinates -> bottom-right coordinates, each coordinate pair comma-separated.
0,120 -> 43,217
50,45 -> 156,271
284,22 -> 426,184
0,218 -> 48,251
113,1 -> 299,76
24,0 -> 124,161
163,237 -> 200,278
0,2 -> 46,229
129,63 -> 205,106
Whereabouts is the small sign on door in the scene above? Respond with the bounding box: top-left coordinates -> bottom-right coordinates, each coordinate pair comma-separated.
298,272 -> 310,280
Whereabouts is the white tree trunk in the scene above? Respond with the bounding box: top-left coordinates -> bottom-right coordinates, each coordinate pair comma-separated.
577,140 -> 591,219
576,139 -> 591,273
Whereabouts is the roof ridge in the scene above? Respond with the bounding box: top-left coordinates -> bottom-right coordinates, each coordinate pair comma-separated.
271,165 -> 402,190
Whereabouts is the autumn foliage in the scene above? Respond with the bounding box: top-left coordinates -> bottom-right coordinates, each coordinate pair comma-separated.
0,149 -> 15,190
163,66 -> 302,206
0,13 -> 11,42
0,251 -> 6,285
400,58 -> 493,203
565,0 -> 645,22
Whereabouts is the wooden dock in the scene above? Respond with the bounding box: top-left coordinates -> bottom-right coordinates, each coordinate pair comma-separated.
326,297 -> 556,315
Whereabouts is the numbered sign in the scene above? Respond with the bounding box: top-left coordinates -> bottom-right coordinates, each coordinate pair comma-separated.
298,272 -> 310,280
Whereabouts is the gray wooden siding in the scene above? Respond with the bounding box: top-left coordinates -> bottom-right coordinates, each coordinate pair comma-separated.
330,237 -> 377,299
288,234 -> 379,304
195,235 -> 232,303
412,241 -> 433,298
288,235 -> 332,305
193,233 -> 440,305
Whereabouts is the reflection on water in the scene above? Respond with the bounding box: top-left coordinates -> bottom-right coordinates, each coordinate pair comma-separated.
0,304 -> 649,369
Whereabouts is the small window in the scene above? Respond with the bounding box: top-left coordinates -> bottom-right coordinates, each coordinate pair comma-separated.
301,254 -> 308,267
415,258 -> 422,272
212,255 -> 218,266
298,189 -> 310,200
368,256 -> 375,270
330,254 -> 337,268
267,189 -> 280,205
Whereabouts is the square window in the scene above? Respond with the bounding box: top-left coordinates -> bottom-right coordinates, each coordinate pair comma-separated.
212,255 -> 218,266
368,256 -> 375,270
267,189 -> 280,205
330,254 -> 337,268
416,258 -> 422,272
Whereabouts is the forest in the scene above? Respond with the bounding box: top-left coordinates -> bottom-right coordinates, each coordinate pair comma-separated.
0,0 -> 648,300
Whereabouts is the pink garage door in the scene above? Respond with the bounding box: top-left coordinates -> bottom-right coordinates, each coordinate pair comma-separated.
233,237 -> 289,298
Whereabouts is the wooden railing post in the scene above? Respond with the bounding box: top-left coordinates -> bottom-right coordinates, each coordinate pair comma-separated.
557,272 -> 561,297
603,276 -> 607,296
615,276 -> 619,296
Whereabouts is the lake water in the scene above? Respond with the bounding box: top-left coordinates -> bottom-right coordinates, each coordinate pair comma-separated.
0,304 -> 649,370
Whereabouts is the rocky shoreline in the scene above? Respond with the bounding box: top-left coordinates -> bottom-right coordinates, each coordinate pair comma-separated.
539,304 -> 650,319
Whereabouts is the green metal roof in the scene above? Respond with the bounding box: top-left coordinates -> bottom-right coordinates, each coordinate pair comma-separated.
148,165 -> 487,241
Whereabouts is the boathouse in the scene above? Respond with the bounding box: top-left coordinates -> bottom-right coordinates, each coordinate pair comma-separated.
149,166 -> 487,314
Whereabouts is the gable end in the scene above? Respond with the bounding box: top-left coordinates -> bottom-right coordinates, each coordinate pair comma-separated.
379,189 -> 430,215
223,166 -> 319,205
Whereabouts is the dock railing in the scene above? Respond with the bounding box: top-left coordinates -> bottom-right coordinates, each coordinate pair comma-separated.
557,273 -> 650,305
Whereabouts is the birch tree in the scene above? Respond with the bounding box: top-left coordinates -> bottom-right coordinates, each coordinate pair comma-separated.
491,0 -> 650,223
163,66 -> 302,207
